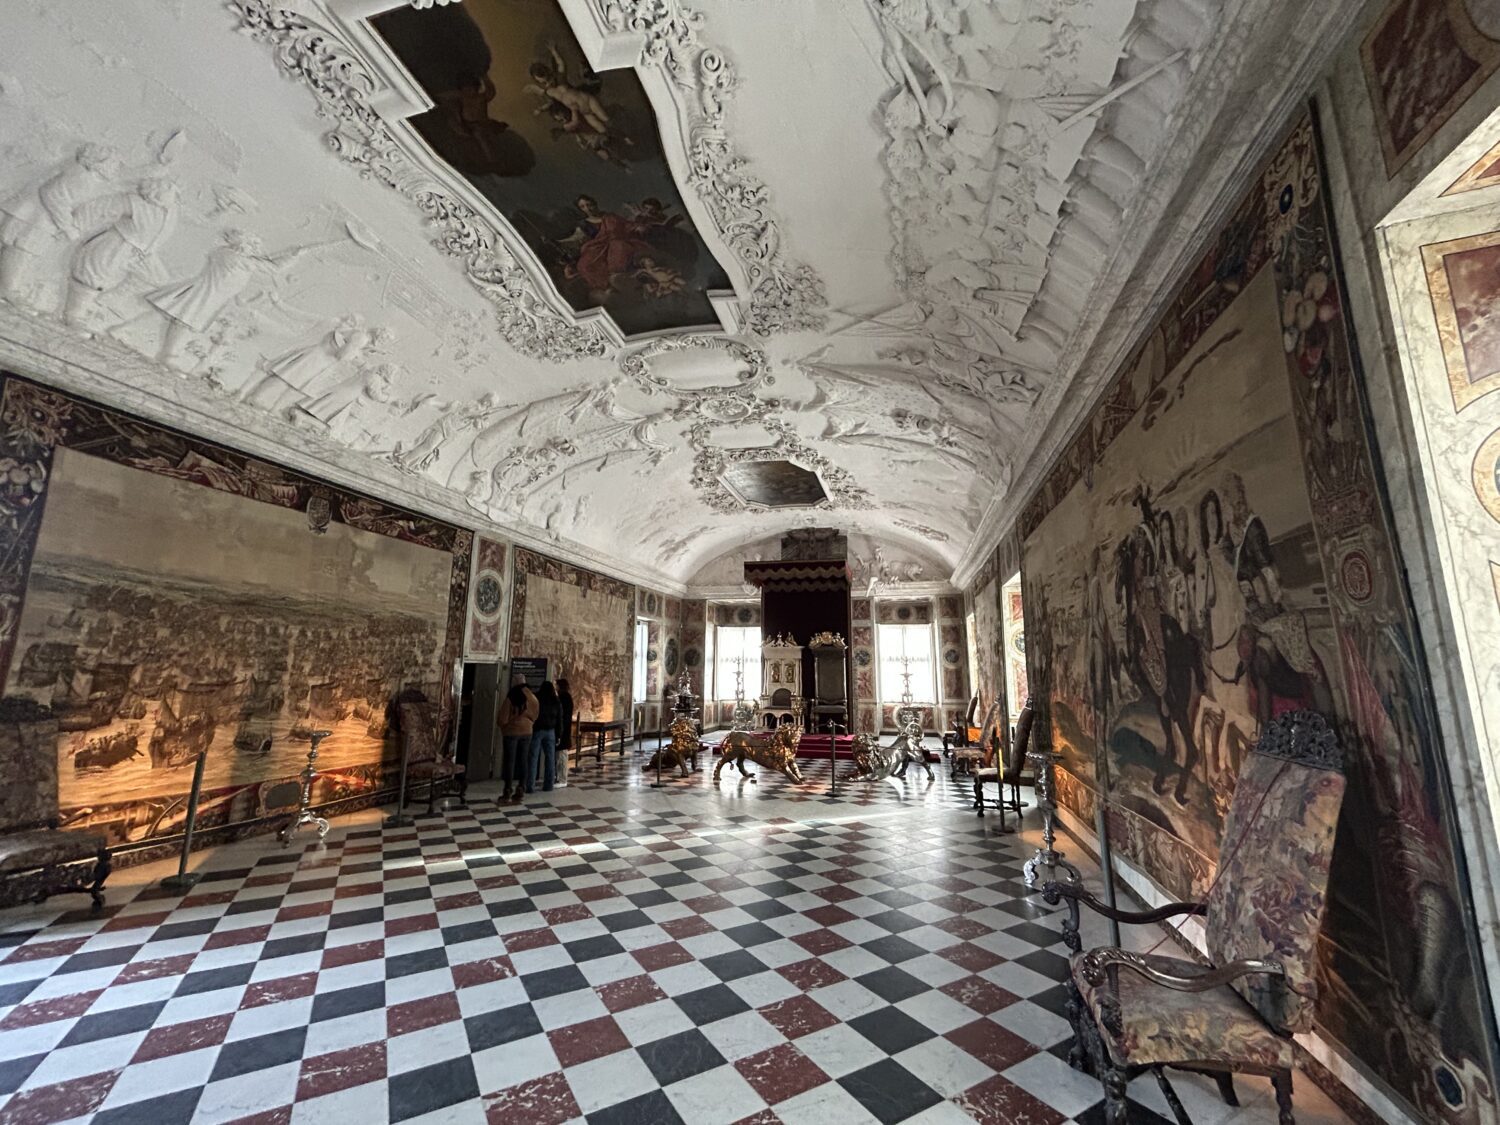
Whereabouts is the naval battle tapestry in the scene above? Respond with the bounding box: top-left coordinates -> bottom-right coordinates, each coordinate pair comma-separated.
508,547 -> 633,725
0,374 -> 469,847
1018,115 -> 1498,1122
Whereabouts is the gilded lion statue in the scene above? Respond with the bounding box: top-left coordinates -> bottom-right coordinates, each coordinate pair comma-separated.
713,724 -> 805,784
645,715 -> 700,778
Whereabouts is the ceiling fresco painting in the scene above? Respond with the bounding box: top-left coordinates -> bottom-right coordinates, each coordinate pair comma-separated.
371,0 -> 730,337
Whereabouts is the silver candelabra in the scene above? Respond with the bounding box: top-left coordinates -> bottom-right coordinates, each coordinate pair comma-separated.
1022,745 -> 1081,888
279,729 -> 332,846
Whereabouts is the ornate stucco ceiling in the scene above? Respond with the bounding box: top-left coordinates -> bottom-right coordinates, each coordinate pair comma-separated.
0,0 -> 1360,591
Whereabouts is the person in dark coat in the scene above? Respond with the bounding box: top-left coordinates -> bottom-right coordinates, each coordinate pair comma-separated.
530,681 -> 561,792
556,677 -> 574,759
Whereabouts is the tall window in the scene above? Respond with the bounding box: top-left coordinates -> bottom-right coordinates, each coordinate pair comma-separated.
632,620 -> 650,702
878,623 -> 936,703
714,626 -> 762,700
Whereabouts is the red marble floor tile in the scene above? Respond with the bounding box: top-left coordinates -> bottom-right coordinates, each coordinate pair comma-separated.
730,1112 -> 783,1125
483,1070 -> 579,1125
286,879 -> 338,895
0,990 -> 101,1030
945,1019 -> 1038,1071
602,869 -> 640,884
0,1068 -> 119,1124
180,889 -> 238,908
387,992 -> 462,1038
934,915 -> 994,941
204,924 -> 271,951
940,943 -> 1005,973
434,891 -> 483,911
790,929 -> 853,956
504,928 -> 559,953
385,913 -> 439,937
660,915 -> 714,941
539,847 -> 572,859
133,1013 -> 235,1063
804,904 -> 858,928
952,1074 -> 1066,1125
243,972 -> 319,1009
758,995 -> 839,1040
703,875 -> 748,894
827,854 -> 862,869
822,869 -> 862,885
734,1043 -> 829,1105
115,954 -> 196,986
596,974 -> 667,1014
939,975 -> 1020,1015
632,942 -> 692,972
274,901 -> 332,923
775,958 -> 848,993
683,893 -> 733,915
475,873 -> 519,890
547,1015 -> 629,1067
574,884 -> 619,903
510,860 -> 549,874
2,938 -> 86,964
101,911 -> 171,933
451,957 -> 516,990
321,940 -> 384,969
222,1107 -> 293,1125
813,885 -> 859,904
296,1041 -> 388,1101
541,904 -> 591,925
243,873 -> 295,889
931,875 -> 980,894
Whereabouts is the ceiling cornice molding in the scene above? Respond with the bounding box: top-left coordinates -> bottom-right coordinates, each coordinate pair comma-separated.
0,305 -> 687,597
951,0 -> 1364,590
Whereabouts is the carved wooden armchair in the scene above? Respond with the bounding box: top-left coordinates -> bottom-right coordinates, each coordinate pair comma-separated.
1041,710 -> 1344,1125
973,697 -> 1030,827
397,693 -> 465,814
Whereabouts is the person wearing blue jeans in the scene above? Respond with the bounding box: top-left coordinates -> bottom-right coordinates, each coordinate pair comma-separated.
529,680 -> 561,792
497,673 -> 537,803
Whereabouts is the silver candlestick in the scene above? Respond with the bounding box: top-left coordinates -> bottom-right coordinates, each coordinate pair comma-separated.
279,729 -> 332,846
1023,746 -> 1081,888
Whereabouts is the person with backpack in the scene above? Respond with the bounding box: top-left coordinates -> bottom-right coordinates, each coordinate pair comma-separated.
497,673 -> 537,802
530,680 -> 561,793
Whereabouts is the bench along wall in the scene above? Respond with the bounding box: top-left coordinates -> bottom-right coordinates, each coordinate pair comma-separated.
0,372 -> 470,848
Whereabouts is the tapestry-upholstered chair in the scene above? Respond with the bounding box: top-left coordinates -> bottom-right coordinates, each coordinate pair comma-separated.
973,697 -> 1031,827
943,695 -> 985,777
397,693 -> 465,814
1041,709 -> 1345,1125
0,703 -> 110,912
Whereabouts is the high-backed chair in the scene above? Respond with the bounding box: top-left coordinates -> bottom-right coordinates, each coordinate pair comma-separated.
397,691 -> 465,813
973,697 -> 1030,825
0,703 -> 110,912
807,632 -> 848,734
1042,710 -> 1345,1124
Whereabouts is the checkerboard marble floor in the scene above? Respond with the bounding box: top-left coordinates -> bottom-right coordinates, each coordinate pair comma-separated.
0,754 -> 1352,1125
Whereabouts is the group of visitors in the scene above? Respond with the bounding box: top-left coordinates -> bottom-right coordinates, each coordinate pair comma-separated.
497,673 -> 573,801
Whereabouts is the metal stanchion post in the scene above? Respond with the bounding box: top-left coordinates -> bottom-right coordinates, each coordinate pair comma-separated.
160,750 -> 208,892
385,734 -> 413,829
828,721 -> 838,798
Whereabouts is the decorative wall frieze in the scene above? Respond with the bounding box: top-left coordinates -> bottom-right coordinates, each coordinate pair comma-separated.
593,0 -> 827,336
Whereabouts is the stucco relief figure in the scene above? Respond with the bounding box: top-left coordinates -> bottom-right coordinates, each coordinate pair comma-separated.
0,144 -> 119,302
391,393 -> 501,474
244,317 -> 391,412
319,363 -> 401,450
64,178 -> 181,330
144,229 -> 309,371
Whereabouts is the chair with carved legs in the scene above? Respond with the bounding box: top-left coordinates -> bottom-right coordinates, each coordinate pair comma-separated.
1041,710 -> 1345,1125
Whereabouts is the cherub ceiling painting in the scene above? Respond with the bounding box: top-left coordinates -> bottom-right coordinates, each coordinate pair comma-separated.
372,0 -> 731,337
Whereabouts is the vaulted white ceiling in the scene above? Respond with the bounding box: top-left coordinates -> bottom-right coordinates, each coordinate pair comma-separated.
0,0 -> 1358,591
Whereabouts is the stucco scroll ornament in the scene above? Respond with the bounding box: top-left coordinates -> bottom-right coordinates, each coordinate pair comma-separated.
594,0 -> 826,336
231,0 -> 608,364
619,334 -> 771,397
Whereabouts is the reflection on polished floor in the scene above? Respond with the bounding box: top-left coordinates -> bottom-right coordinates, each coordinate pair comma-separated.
0,749 -> 1351,1124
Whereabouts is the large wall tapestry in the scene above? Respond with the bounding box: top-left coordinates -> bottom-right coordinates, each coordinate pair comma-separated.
1361,0 -> 1500,174
371,0 -> 731,336
508,547 -> 632,724
0,374 -> 468,847
1017,116 -> 1499,1122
